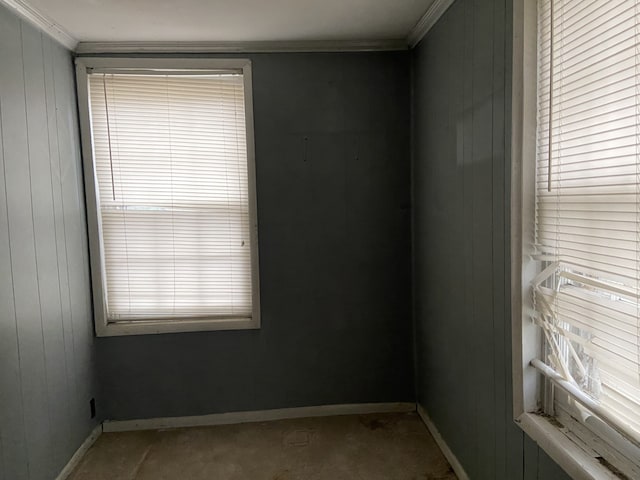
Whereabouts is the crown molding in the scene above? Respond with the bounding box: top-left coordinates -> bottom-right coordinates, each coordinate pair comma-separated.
0,0 -> 77,49
1,0 -> 432,53
75,39 -> 408,55
407,0 -> 455,48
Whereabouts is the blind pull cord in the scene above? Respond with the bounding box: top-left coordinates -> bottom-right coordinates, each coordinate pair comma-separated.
103,74 -> 116,201
547,0 -> 555,192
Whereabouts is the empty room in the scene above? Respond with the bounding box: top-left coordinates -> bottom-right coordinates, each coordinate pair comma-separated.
0,0 -> 638,479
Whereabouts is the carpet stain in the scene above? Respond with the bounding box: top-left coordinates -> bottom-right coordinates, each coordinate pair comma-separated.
359,417 -> 387,431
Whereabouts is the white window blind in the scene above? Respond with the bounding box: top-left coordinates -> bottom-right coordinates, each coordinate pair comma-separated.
87,71 -> 253,322
533,0 -> 640,466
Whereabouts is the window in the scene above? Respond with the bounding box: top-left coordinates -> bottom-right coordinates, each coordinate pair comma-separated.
75,58 -> 260,336
514,1 -> 640,478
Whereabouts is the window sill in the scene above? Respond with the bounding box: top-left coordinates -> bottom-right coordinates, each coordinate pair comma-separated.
95,316 -> 260,337
516,412 -> 620,480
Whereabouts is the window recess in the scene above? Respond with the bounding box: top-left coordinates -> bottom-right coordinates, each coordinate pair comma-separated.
529,0 -> 640,477
75,58 -> 260,336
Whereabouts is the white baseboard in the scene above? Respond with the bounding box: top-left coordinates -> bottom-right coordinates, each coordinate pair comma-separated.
417,404 -> 469,480
55,424 -> 102,480
103,402 -> 416,433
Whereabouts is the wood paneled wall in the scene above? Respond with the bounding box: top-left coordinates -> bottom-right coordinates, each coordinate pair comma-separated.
0,5 -> 99,479
411,0 -> 570,478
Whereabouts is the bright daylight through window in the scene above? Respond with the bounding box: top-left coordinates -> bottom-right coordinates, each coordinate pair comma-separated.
76,59 -> 259,336
528,0 -> 640,477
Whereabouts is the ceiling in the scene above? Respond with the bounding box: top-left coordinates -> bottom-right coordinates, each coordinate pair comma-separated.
22,0 -> 437,44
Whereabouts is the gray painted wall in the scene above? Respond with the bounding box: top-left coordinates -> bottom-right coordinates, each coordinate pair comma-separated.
0,4 -> 100,480
411,0 -> 570,479
97,51 -> 414,420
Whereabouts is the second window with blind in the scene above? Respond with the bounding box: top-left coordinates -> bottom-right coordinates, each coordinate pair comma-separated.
75,58 -> 260,336
524,0 -> 640,477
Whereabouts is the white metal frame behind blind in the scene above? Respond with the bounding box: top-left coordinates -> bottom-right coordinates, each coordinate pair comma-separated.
75,58 -> 260,337
533,0 -> 640,476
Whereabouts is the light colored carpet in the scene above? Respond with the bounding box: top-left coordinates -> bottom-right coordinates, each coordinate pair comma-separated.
68,412 -> 456,480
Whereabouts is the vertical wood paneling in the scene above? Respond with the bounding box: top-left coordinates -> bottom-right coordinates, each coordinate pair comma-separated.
537,450 -> 571,480
3,17 -> 51,480
523,434 -> 540,480
447,0 -> 473,472
412,0 -> 569,478
0,3 -> 99,479
41,35 -> 79,460
0,12 -> 29,480
25,24 -> 76,475
425,8 -> 448,433
19,20 -> 58,480
491,0 -> 508,477
471,0 -> 496,476
461,0 -> 477,473
53,41 -> 86,448
0,437 -> 4,480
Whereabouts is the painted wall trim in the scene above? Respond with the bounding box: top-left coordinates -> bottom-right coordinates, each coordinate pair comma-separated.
0,0 -> 77,49
407,0 -> 455,48
54,424 -> 102,480
74,39 -> 408,55
103,402 -> 416,433
416,404 -> 469,480
517,413 -> 620,480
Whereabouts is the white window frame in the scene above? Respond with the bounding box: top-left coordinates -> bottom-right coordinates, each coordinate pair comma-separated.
75,57 -> 261,337
511,1 -> 638,479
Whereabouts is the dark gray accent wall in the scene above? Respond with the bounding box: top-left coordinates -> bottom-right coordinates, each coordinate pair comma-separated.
411,0 -> 570,479
97,51 -> 413,420
0,4 -> 100,480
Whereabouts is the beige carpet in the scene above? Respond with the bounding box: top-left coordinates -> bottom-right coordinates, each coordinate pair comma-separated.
68,412 -> 457,480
